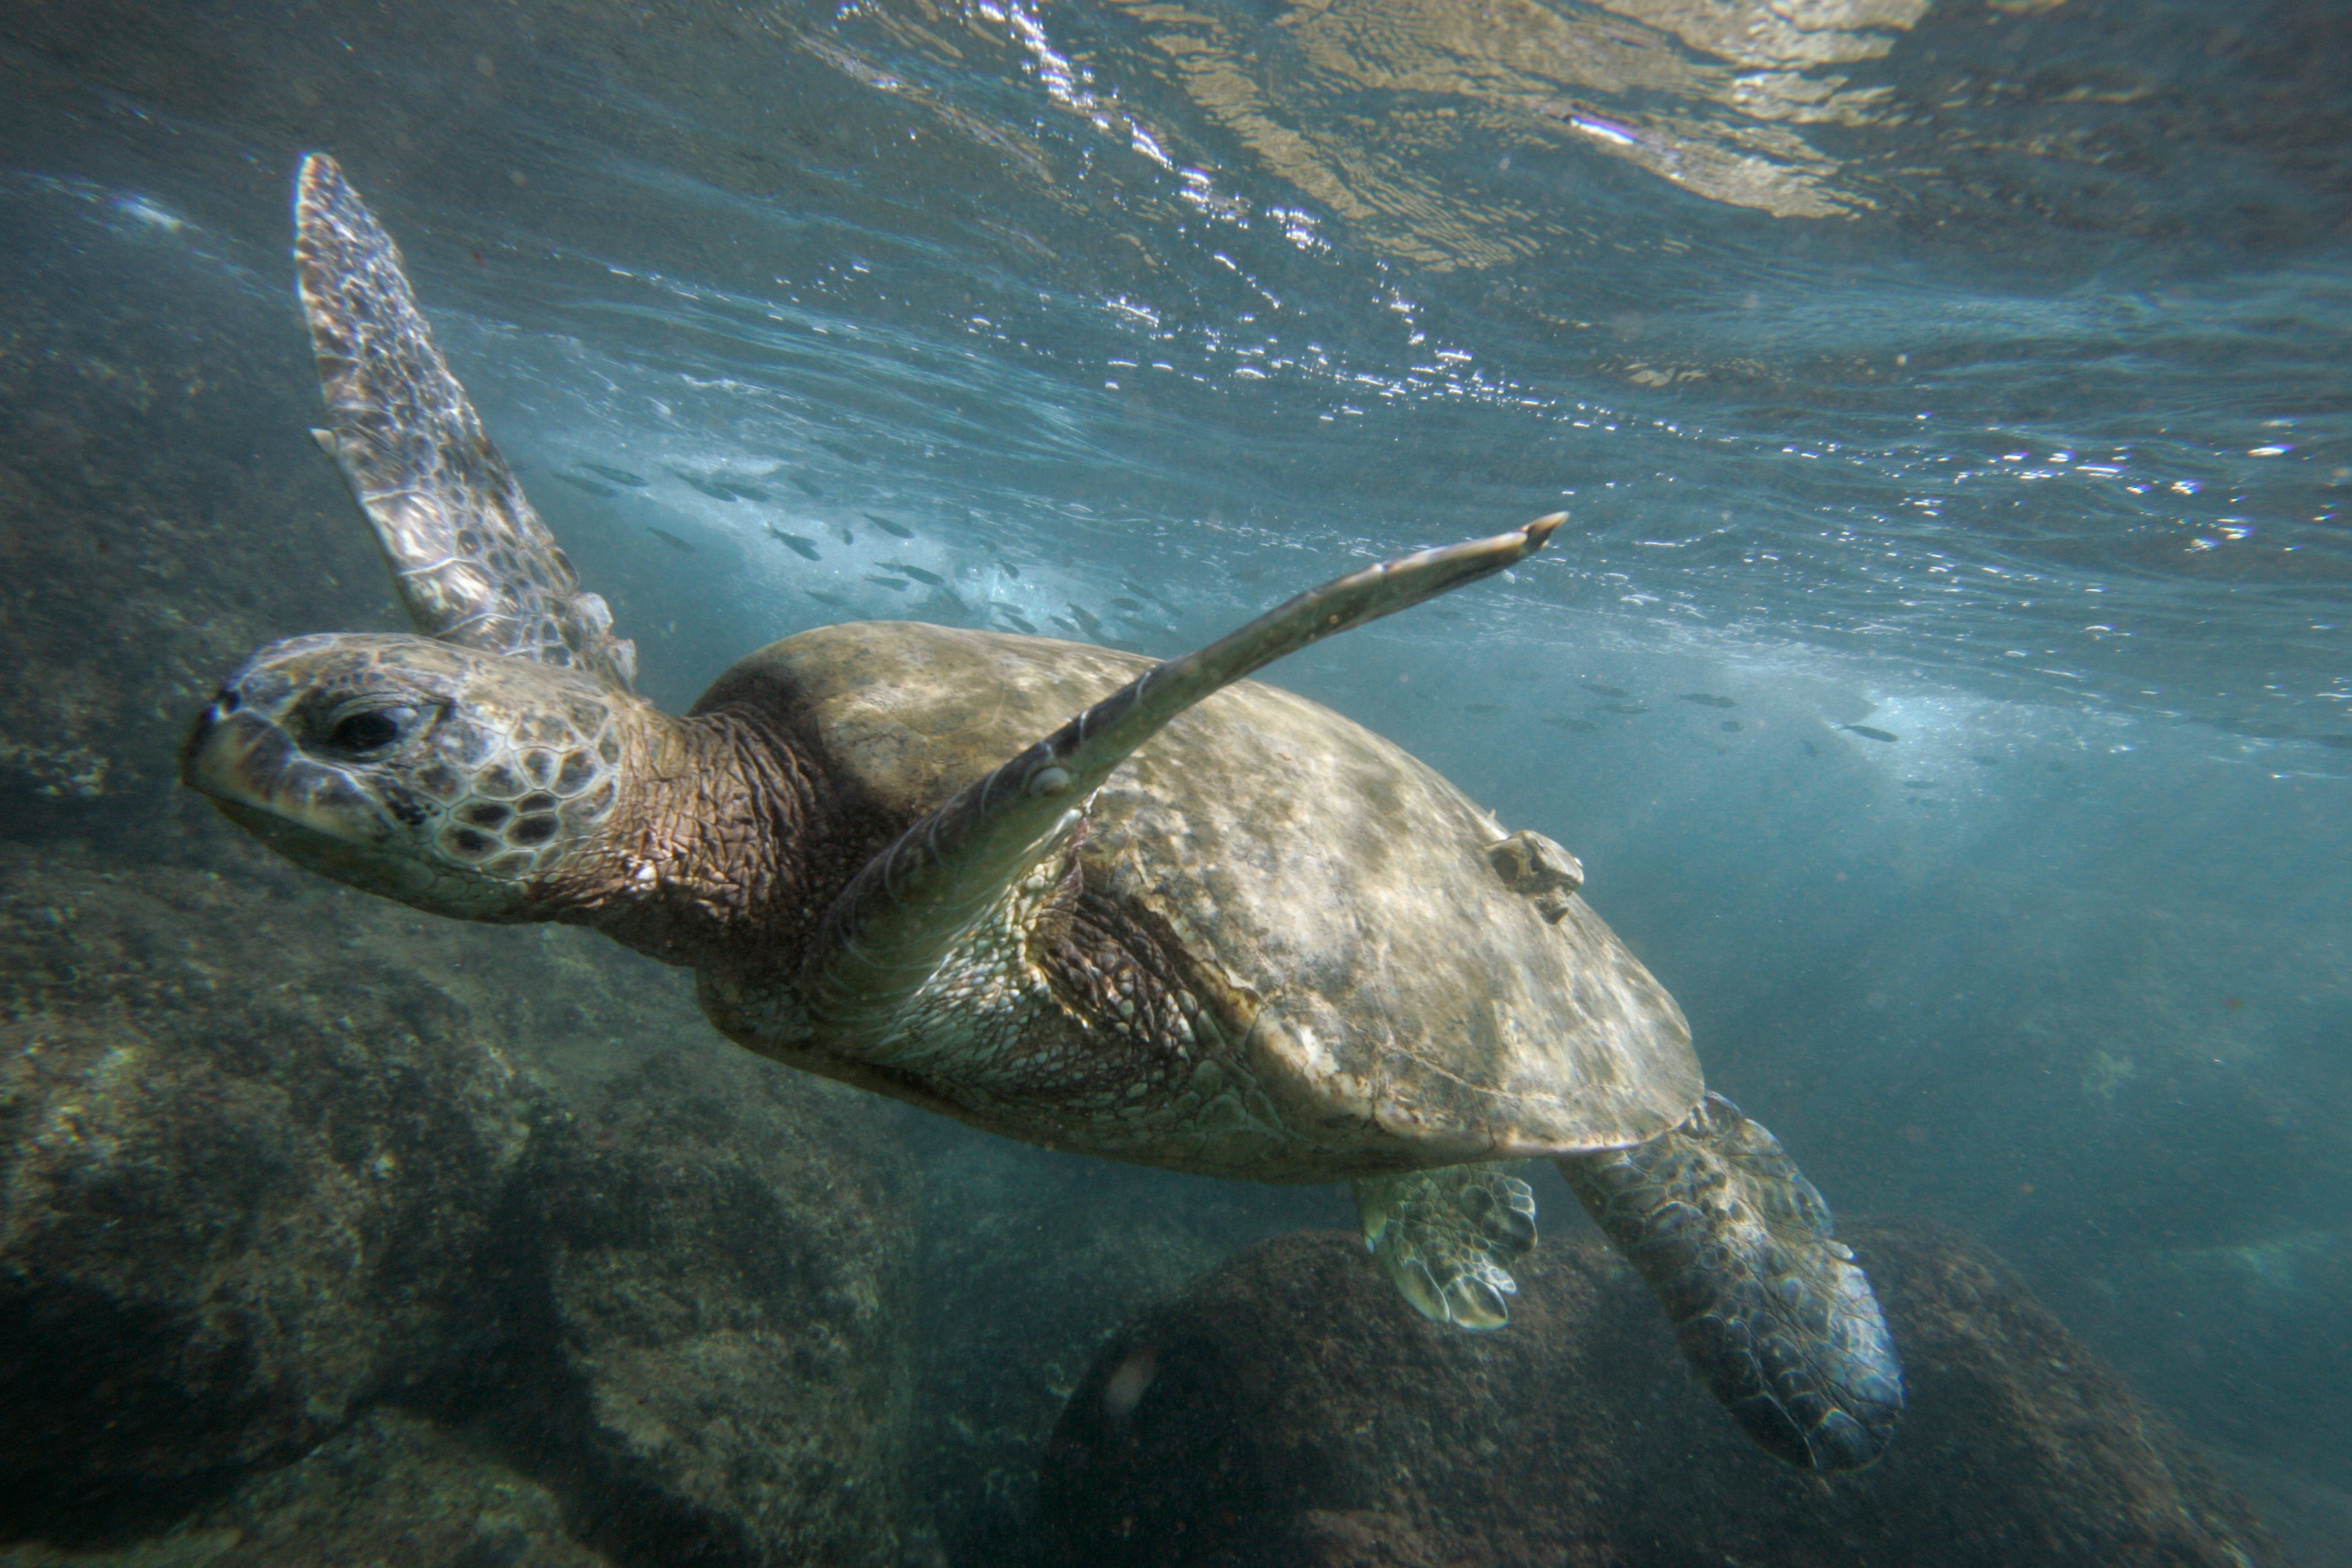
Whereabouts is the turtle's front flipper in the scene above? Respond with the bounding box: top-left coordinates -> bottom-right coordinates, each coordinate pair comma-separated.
294,154 -> 636,689
802,517 -> 1561,1045
1355,1164 -> 1538,1330
1557,1093 -> 1904,1470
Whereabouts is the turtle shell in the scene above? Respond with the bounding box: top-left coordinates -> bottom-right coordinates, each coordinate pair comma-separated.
706,622 -> 1702,1164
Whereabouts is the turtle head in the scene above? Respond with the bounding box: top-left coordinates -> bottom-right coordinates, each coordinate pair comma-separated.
182,632 -> 636,920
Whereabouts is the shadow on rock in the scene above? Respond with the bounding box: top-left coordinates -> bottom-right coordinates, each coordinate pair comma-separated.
905,1134 -> 1338,1565
1035,1222 -> 2286,1568
412,1040 -> 916,1567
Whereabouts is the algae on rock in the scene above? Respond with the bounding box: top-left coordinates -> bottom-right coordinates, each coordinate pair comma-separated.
0,844 -> 920,1563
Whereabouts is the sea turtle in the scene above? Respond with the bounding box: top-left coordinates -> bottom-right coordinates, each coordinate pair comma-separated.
182,157 -> 1903,1470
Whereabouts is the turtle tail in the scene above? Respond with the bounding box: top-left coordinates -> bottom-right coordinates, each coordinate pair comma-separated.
1557,1093 -> 1905,1471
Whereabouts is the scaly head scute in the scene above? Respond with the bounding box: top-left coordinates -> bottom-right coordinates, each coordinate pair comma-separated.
182,632 -> 634,919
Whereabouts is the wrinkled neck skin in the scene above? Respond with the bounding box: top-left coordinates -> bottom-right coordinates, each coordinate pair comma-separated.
542,703 -> 829,975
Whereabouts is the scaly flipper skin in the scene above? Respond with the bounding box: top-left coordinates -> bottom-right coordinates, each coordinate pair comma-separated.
1559,1092 -> 1905,1471
1355,1164 -> 1538,1330
801,516 -> 1563,1048
295,154 -> 636,688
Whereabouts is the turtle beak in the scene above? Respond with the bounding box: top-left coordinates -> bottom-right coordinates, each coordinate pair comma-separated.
181,691 -> 434,905
180,687 -> 387,849
180,691 -> 287,805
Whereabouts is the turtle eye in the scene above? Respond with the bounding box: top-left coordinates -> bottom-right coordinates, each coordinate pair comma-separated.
318,703 -> 419,757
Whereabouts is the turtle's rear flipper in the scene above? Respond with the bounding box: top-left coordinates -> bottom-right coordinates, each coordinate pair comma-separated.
802,518 -> 1561,1044
1557,1093 -> 1904,1470
1355,1164 -> 1538,1330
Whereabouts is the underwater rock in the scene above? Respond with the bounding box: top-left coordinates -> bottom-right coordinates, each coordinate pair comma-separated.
1034,1221 -> 2282,1568
0,844 -> 920,1563
2065,1227 -> 2352,1500
0,847 -> 542,1538
437,1039 -> 917,1567
904,1140 -> 1329,1564
2202,1449 -> 2352,1568
0,1412 -> 601,1568
201,1410 -> 601,1568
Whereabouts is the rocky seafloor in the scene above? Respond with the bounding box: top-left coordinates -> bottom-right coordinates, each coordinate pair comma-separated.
1,840 -> 2313,1568
1,172 -> 2345,1568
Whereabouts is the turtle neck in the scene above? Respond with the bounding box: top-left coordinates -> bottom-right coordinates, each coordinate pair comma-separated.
543,701 -> 838,975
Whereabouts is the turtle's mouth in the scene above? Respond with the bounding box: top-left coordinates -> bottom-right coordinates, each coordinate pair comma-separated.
202,792 -> 400,882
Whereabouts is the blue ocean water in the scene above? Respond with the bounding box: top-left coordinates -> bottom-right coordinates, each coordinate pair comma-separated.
3,1 -> 2348,1561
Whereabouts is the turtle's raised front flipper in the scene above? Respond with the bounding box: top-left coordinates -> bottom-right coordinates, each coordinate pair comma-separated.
1557,1093 -> 1904,1471
1356,1164 -> 1538,1330
295,154 -> 636,689
803,517 -> 1561,1043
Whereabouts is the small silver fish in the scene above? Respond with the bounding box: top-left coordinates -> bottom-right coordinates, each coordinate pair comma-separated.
863,512 -> 916,540
581,463 -> 649,487
1843,724 -> 1900,743
766,526 -> 821,561
1679,693 -> 1736,709
670,469 -> 738,502
1581,682 -> 1630,698
553,473 -> 616,497
647,527 -> 695,554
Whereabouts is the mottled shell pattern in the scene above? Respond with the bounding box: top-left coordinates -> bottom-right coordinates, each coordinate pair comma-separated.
706,622 -> 1706,1164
